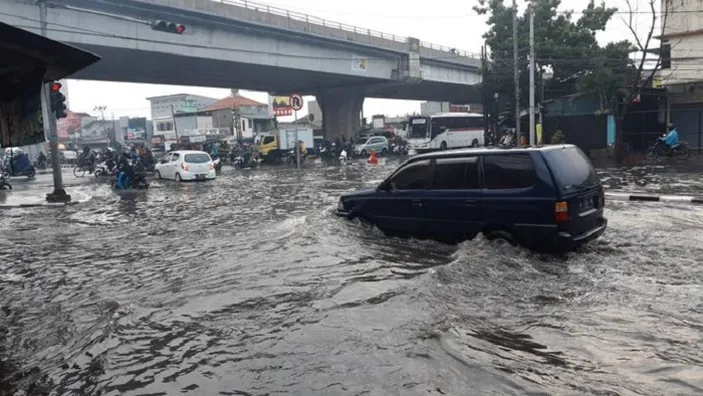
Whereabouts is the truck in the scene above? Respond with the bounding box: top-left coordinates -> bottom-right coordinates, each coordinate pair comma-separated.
255,127 -> 315,163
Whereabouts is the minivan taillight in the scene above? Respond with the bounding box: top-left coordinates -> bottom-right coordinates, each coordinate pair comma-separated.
599,188 -> 605,207
555,201 -> 568,223
182,163 -> 189,171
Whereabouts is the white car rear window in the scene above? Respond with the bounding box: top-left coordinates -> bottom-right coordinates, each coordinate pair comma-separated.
184,153 -> 210,163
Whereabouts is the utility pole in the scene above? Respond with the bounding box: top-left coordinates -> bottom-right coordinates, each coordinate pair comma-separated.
170,104 -> 180,145
512,0 -> 521,144
480,44 -> 489,144
94,105 -> 106,121
39,0 -> 69,202
529,9 -> 536,146
233,107 -> 242,144
111,113 -> 117,147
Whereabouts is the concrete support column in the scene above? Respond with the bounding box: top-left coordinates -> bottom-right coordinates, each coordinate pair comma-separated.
317,89 -> 364,141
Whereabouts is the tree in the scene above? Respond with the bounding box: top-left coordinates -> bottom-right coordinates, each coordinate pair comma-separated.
577,40 -> 634,113
474,0 -> 630,114
611,0 -> 669,163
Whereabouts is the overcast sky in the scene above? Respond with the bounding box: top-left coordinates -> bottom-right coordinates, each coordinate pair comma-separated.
66,0 -> 660,121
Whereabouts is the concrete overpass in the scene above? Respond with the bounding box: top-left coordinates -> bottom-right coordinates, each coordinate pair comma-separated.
1,0 -> 482,138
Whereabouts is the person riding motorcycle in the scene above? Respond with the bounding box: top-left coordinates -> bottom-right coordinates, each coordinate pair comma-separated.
210,143 -> 220,160
37,152 -> 47,166
661,123 -> 680,154
115,152 -> 134,189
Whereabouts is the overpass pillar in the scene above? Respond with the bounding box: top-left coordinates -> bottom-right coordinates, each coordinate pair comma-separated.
317,89 -> 364,141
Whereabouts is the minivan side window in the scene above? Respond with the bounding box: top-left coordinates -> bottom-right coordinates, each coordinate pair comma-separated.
432,157 -> 479,189
262,136 -> 275,145
389,160 -> 431,190
483,154 -> 535,189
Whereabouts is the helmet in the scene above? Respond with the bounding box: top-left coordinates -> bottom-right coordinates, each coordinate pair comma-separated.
668,123 -> 675,131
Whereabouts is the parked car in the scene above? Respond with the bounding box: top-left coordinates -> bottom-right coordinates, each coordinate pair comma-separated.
353,136 -> 389,157
154,150 -> 216,182
336,144 -> 607,252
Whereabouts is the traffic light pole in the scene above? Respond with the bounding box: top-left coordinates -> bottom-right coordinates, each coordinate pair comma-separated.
42,82 -> 69,202
39,0 -> 69,202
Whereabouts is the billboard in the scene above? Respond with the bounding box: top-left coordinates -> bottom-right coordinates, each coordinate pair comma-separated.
56,111 -> 82,140
271,95 -> 292,116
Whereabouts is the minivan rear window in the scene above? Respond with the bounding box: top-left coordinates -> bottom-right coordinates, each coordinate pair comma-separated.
542,147 -> 600,192
184,153 -> 211,163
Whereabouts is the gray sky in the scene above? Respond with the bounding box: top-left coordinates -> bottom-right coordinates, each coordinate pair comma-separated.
66,0 -> 660,121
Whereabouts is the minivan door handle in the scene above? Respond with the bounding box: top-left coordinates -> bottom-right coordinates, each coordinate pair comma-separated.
412,199 -> 423,207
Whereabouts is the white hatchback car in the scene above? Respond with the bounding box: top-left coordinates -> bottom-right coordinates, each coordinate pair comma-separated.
154,150 -> 216,182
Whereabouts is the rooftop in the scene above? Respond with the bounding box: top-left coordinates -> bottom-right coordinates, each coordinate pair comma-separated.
202,94 -> 267,111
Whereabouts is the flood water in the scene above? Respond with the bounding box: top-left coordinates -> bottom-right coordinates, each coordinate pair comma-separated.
1,159 -> 702,395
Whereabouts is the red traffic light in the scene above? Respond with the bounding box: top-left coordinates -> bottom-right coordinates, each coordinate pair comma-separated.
151,20 -> 186,34
51,82 -> 62,92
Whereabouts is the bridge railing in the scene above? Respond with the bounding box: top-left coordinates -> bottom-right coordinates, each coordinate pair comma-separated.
216,0 -> 479,59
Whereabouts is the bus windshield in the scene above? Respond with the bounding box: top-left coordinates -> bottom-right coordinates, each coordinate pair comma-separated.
408,118 -> 429,139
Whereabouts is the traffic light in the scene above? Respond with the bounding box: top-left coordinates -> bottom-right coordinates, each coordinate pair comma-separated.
50,82 -> 67,119
151,20 -> 186,34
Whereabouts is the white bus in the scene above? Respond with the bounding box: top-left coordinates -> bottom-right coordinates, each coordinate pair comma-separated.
406,113 -> 485,152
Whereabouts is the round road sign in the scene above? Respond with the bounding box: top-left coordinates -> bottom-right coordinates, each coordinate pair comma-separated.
289,94 -> 303,111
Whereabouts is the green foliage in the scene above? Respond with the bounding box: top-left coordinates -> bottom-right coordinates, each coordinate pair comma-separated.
475,0 -> 632,112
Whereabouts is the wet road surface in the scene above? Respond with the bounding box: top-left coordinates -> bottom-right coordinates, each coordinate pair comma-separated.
1,159 -> 702,395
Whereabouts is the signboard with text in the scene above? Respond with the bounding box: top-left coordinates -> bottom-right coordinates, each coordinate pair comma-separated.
272,95 -> 292,116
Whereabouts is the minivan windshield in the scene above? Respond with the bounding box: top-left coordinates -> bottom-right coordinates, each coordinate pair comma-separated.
184,153 -> 211,163
542,147 -> 600,192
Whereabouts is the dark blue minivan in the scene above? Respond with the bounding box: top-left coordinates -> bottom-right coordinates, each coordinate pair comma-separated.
336,145 -> 607,251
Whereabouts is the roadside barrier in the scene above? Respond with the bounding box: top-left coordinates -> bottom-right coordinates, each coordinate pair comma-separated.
606,192 -> 703,205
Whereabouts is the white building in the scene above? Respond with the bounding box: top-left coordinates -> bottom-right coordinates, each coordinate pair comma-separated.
659,0 -> 703,148
146,93 -> 218,138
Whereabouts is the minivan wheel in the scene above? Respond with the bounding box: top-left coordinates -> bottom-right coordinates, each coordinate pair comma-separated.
484,230 -> 517,246
440,141 -> 447,150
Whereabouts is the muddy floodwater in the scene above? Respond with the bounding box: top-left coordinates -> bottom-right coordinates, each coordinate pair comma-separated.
1,159 -> 702,395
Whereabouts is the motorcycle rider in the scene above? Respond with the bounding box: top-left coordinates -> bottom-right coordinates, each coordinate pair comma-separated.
116,152 -> 134,189
210,143 -> 220,160
37,152 -> 47,167
661,123 -> 680,154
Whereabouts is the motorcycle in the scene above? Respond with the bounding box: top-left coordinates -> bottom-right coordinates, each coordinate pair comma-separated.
111,157 -> 149,190
285,149 -> 306,165
233,153 -> 259,169
94,162 -> 118,178
391,143 -> 409,156
0,174 -> 11,190
646,137 -> 691,161
33,156 -> 48,170
111,170 -> 149,190
339,149 -> 348,164
2,154 -> 36,179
